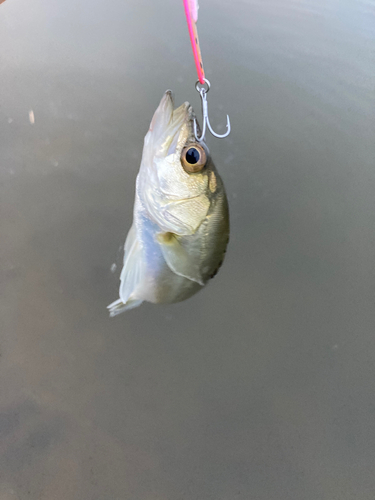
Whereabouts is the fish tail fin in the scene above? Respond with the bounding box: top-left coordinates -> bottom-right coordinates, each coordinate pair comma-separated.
119,225 -> 145,303
107,297 -> 143,317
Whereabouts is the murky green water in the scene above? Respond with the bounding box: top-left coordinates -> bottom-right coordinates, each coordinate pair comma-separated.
1,0 -> 374,498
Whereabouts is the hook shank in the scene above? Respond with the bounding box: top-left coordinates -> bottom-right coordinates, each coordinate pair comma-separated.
194,79 -> 231,142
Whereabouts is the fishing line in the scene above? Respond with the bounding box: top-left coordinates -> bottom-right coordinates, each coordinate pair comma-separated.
182,0 -> 231,141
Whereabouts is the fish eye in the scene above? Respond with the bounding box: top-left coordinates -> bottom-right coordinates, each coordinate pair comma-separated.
181,143 -> 207,173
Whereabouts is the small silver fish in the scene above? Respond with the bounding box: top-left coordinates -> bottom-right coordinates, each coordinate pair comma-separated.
108,91 -> 229,316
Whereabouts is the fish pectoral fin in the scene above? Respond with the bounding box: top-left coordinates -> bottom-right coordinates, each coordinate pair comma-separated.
118,226 -> 145,304
156,232 -> 204,286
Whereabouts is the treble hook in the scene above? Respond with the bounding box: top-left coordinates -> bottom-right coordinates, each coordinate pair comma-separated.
194,79 -> 231,142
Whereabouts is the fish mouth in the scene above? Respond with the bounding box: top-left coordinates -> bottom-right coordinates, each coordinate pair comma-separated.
147,91 -> 201,157
164,90 -> 195,127
150,91 -> 195,136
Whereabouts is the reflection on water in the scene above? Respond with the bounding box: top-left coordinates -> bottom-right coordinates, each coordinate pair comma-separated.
0,0 -> 374,498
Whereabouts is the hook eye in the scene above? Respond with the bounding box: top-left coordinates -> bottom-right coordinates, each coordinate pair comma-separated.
195,79 -> 211,94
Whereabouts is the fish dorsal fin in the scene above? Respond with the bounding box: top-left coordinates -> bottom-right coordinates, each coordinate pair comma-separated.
156,232 -> 205,286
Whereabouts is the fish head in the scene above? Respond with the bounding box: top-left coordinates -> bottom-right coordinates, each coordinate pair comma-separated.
140,90 -> 212,193
138,91 -> 218,234
146,90 -> 202,161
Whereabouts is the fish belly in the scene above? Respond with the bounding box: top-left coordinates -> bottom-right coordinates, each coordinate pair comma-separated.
137,209 -> 203,304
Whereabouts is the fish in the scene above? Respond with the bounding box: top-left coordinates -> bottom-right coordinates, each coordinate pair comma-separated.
107,90 -> 229,316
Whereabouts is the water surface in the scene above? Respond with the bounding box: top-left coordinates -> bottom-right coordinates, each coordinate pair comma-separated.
0,0 -> 374,498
